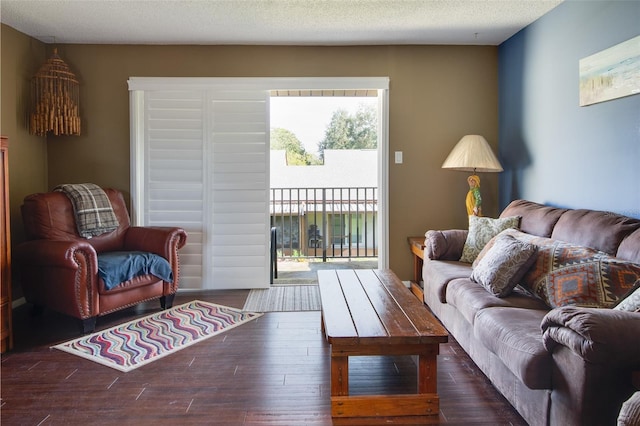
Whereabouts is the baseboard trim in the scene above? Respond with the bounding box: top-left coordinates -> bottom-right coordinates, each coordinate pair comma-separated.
12,297 -> 26,309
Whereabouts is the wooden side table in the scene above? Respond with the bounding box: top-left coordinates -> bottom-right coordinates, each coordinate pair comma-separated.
407,236 -> 425,301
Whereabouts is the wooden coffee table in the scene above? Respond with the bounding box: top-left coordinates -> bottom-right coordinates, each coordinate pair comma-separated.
318,269 -> 448,419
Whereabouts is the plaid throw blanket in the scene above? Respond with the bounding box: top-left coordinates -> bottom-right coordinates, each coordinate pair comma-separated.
54,183 -> 120,238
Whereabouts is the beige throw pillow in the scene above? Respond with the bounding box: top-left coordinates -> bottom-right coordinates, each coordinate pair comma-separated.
459,215 -> 520,263
470,233 -> 538,297
613,283 -> 640,312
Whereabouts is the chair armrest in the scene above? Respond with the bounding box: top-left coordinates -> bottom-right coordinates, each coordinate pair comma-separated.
541,306 -> 640,367
123,227 -> 187,259
15,240 -> 99,319
424,229 -> 468,260
14,239 -> 97,269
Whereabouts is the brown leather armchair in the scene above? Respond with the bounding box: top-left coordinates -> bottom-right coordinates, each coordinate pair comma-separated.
14,188 -> 187,333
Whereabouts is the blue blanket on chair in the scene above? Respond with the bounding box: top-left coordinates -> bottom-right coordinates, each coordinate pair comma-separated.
98,251 -> 173,290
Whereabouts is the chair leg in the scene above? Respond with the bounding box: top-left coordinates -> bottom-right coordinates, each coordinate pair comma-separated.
81,317 -> 97,334
161,294 -> 176,310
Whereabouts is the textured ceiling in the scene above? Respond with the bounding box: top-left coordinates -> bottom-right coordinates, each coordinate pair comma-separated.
0,0 -> 563,46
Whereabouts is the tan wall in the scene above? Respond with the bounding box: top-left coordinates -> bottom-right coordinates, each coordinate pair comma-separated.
2,29 -> 499,283
0,25 -> 48,245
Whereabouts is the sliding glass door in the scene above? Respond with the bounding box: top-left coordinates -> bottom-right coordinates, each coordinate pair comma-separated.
129,77 -> 388,290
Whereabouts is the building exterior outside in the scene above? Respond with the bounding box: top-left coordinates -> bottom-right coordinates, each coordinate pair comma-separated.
270,149 -> 378,259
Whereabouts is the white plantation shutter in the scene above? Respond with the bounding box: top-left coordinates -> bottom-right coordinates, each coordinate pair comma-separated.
129,79 -> 270,290
141,89 -> 206,290
207,90 -> 270,289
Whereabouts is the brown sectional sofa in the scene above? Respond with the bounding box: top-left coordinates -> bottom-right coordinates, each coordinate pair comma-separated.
422,199 -> 640,426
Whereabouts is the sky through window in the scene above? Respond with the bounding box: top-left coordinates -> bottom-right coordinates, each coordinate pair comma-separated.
270,96 -> 378,155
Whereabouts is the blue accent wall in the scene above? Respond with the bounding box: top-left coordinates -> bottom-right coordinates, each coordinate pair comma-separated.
498,1 -> 640,218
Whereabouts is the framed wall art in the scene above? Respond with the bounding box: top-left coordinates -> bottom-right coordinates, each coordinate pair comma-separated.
579,35 -> 640,106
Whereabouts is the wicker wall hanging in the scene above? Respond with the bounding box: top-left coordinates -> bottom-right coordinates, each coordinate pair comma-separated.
30,48 -> 81,136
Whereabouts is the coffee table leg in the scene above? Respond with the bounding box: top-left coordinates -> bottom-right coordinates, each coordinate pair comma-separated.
331,355 -> 349,396
418,346 -> 438,394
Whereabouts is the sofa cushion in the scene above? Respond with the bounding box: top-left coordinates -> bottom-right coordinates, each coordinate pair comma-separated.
459,215 -> 520,263
470,233 -> 538,297
551,209 -> 640,256
618,228 -> 640,264
474,307 -> 552,390
500,199 -> 567,238
423,259 -> 472,303
446,279 -> 492,325
446,279 -> 549,325
98,273 -> 165,295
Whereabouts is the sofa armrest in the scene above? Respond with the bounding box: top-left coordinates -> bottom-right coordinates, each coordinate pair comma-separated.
124,227 -> 187,259
424,229 -> 468,260
541,306 -> 640,367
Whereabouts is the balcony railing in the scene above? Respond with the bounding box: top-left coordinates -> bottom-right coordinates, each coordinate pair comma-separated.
270,187 -> 378,261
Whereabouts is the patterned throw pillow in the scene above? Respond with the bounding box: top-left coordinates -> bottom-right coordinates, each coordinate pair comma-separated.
459,215 -> 520,263
613,284 -> 640,312
472,228 -> 511,268
470,233 -> 538,297
503,229 -> 640,308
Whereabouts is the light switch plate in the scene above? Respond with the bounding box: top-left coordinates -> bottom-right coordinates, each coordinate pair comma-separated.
395,151 -> 403,164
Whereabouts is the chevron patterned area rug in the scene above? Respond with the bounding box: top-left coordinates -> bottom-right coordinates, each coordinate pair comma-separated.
242,285 -> 321,312
52,300 -> 262,372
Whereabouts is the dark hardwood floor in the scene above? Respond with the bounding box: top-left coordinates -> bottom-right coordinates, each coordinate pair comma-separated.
1,291 -> 526,425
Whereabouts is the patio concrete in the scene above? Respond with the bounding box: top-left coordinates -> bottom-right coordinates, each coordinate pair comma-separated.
274,258 -> 379,285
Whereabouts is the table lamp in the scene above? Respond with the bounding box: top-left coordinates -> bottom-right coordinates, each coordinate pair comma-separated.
441,135 -> 503,216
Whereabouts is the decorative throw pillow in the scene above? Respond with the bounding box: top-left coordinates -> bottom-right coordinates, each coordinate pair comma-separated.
488,229 -> 640,308
472,228 -> 512,268
470,233 -> 538,297
518,237 -> 640,308
459,215 -> 520,263
494,229 -> 567,289
613,283 -> 640,312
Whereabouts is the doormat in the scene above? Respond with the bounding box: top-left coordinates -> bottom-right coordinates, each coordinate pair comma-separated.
242,285 -> 321,312
52,300 -> 262,372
